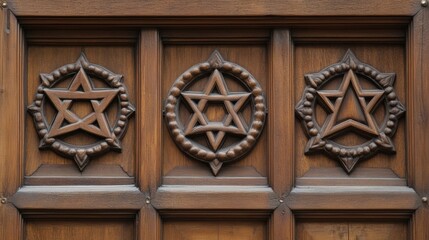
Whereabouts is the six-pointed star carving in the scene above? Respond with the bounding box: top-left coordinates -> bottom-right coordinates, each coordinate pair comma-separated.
44,68 -> 119,138
317,69 -> 384,138
181,69 -> 250,151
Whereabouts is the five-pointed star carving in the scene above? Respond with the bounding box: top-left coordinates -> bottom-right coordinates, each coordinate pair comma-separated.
44,68 -> 119,139
181,69 -> 251,151
317,69 -> 384,138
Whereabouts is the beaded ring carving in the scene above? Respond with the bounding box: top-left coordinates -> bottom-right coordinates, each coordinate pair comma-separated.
164,51 -> 267,175
296,49 -> 405,173
27,53 -> 135,171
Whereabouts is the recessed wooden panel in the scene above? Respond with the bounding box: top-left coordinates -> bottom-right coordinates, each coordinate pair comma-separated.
296,220 -> 407,240
294,44 -> 406,179
25,46 -> 136,183
163,220 -> 266,240
25,219 -> 134,240
162,44 -> 268,182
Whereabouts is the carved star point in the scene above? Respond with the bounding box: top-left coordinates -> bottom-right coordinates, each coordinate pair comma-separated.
317,69 -> 384,139
44,68 -> 119,140
181,69 -> 250,151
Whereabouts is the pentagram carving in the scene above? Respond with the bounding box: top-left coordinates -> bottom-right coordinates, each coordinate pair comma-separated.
164,51 -> 267,175
296,50 -> 405,173
28,53 -> 135,171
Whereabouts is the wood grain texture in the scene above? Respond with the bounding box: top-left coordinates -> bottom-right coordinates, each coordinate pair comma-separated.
138,29 -> 162,194
286,186 -> 420,211
296,221 -> 407,240
294,44 -> 406,178
163,220 -> 266,240
268,29 -> 294,240
138,206 -> 161,240
269,30 -> 293,194
153,186 -> 278,210
409,8 -> 429,240
0,8 -> 24,199
292,28 -> 406,43
11,186 -> 144,211
0,205 -> 22,240
269,205 -> 293,240
25,29 -> 138,45
8,0 -> 420,17
296,168 -> 407,186
137,29 -> 162,240
25,219 -> 134,240
0,10 -> 24,240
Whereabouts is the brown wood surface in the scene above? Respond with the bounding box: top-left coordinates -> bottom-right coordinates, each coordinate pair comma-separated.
1,1 -> 428,240
0,9 -> 24,240
138,29 -> 162,193
11,185 -> 144,211
286,186 -> 420,211
296,220 -> 408,240
153,185 -> 278,211
25,219 -> 135,240
137,29 -> 163,240
163,220 -> 266,240
7,0 -> 420,17
409,8 -> 429,240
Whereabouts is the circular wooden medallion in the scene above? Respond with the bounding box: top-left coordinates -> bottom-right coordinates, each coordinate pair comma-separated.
27,53 -> 135,171
296,50 -> 405,173
164,51 -> 267,175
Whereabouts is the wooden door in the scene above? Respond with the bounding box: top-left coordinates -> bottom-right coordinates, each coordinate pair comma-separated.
1,1 -> 429,240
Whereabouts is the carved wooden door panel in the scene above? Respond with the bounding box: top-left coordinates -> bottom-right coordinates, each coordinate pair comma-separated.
1,1 -> 429,240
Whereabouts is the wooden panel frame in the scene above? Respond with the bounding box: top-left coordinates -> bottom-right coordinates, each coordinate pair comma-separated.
7,1 -> 421,17
408,7 -> 429,240
0,8 -> 24,240
287,15 -> 423,239
0,2 -> 428,240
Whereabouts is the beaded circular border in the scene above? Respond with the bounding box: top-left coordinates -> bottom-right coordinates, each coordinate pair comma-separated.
164,51 -> 267,175
27,53 -> 135,171
295,49 -> 405,172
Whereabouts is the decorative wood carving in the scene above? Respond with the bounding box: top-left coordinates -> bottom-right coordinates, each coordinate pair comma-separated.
27,53 -> 135,171
296,50 -> 405,173
164,51 -> 267,175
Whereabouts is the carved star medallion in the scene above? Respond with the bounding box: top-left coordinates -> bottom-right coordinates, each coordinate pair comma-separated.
164,51 -> 267,175
296,50 -> 405,173
181,69 -> 251,151
317,69 -> 384,139
28,53 -> 135,171
44,68 -> 119,139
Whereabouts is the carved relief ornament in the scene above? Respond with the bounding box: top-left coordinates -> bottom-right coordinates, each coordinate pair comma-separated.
27,53 -> 135,171
164,51 -> 267,175
296,50 -> 405,173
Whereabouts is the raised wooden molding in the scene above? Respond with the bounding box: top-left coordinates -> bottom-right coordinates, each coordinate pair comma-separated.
7,1 -> 420,17
164,51 -> 267,175
286,186 -> 420,211
152,185 -> 278,210
27,53 -> 135,171
11,185 -> 145,211
296,50 -> 405,173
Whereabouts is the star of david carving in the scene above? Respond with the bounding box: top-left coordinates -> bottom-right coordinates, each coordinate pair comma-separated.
44,68 -> 119,139
296,50 -> 405,173
164,51 -> 267,175
181,69 -> 251,151
28,53 -> 135,171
